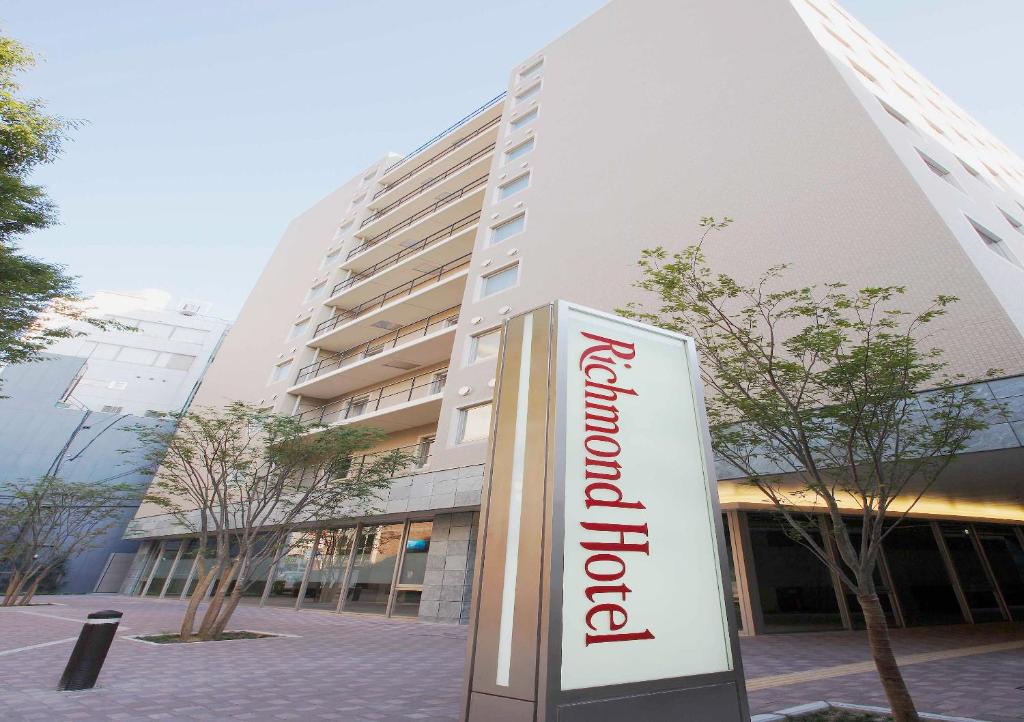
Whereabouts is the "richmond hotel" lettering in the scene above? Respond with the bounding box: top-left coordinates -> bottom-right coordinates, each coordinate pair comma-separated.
576,330 -> 654,647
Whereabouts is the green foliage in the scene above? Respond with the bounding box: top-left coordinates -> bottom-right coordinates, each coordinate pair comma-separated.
1,476 -> 138,605
621,218 -> 1000,591
0,31 -> 114,380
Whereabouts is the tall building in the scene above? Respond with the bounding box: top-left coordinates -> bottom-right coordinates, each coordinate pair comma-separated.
0,291 -> 229,593
125,0 -> 1024,634
43,289 -> 230,417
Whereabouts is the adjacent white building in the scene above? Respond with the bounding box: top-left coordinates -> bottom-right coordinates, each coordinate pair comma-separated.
45,289 -> 230,417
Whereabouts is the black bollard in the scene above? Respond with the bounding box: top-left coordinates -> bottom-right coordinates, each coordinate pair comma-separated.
57,610 -> 123,691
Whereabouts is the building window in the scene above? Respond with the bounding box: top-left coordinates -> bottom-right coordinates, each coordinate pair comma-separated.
101,405 -> 123,414
490,214 -> 525,245
877,98 -> 910,126
515,82 -> 541,105
430,371 -> 447,394
322,249 -> 341,269
498,173 -> 530,200
306,282 -> 328,302
271,359 -> 293,383
917,150 -> 962,191
848,59 -> 877,85
415,435 -> 435,467
345,395 -> 369,419
519,58 -> 543,79
456,402 -> 492,444
510,108 -> 538,131
290,318 -> 310,339
999,208 -> 1024,235
957,157 -> 988,186
480,264 -> 519,298
468,328 -> 501,363
505,137 -> 535,163
968,218 -> 1021,267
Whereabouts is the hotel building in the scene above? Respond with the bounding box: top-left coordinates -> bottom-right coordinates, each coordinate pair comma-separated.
123,0 -> 1024,635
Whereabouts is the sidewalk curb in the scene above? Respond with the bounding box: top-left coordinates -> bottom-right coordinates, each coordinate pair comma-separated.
752,700 -> 992,722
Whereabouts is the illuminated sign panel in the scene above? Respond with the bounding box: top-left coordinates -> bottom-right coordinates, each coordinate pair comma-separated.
559,305 -> 733,689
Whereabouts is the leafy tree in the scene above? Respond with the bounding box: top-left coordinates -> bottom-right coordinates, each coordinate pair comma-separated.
0,476 -> 137,605
0,32 -> 114,381
622,218 -> 998,722
133,403 -> 414,641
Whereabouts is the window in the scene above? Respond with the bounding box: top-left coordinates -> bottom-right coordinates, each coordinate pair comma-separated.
848,59 -> 878,85
469,328 -> 501,363
480,264 -> 519,298
505,138 -> 535,162
306,282 -> 328,302
430,371 -> 447,394
157,352 -> 195,371
271,359 -> 293,383
824,26 -> 852,50
519,58 -> 543,79
515,82 -> 541,104
170,327 -> 208,344
346,395 -> 369,419
958,157 -> 988,185
116,347 -> 160,365
290,318 -> 310,339
490,214 -> 525,245
456,402 -> 492,444
415,435 -> 435,467
510,108 -> 538,131
322,249 -> 341,269
877,98 -> 909,126
101,405 -> 123,414
498,173 -> 530,200
999,209 -> 1024,235
917,150 -> 962,191
968,219 -> 1021,267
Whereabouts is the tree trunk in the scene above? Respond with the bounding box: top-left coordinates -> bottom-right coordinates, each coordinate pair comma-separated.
858,593 -> 919,722
2,571 -> 22,606
210,584 -> 244,638
180,561 -> 217,642
17,576 -> 42,606
198,559 -> 239,640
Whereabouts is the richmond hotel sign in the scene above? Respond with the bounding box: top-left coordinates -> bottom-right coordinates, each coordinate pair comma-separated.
464,302 -> 749,722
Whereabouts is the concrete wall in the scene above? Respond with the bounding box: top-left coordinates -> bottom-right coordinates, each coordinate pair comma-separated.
0,356 -> 171,593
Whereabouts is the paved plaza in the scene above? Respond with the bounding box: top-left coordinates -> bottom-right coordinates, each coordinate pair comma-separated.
0,596 -> 1021,721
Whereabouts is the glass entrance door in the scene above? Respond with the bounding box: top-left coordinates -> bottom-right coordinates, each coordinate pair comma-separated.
343,523 -> 405,614
392,521 -> 433,617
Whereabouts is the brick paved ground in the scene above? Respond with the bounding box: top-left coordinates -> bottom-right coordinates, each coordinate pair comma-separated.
0,596 -> 1021,721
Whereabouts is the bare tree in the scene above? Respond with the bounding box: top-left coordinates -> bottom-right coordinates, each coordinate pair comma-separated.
0,476 -> 136,605
133,403 -> 413,641
622,218 -> 999,722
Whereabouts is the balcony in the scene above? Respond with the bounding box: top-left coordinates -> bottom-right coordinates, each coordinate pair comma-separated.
377,92 -> 505,187
326,212 -> 479,307
295,368 -> 447,434
347,175 -> 488,264
309,254 -> 469,351
290,307 -> 458,399
360,143 -> 494,231
333,440 -> 435,481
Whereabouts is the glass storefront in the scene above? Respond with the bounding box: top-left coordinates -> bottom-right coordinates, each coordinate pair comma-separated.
748,513 -> 843,632
265,532 -> 318,607
131,543 -> 161,595
164,540 -> 198,597
975,524 -> 1024,620
940,523 -> 1004,623
344,523 -> 405,614
884,520 -> 964,626
306,528 -> 357,610
144,540 -> 181,596
392,521 -> 433,617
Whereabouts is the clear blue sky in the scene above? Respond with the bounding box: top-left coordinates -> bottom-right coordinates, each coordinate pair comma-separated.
4,0 -> 1023,320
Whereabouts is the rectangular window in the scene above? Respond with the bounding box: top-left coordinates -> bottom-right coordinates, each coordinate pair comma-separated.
515,82 -> 541,105
322,249 -> 341,269
490,214 -> 525,245
469,328 -> 501,363
416,435 -> 435,467
969,219 -> 1021,267
456,402 -> 492,444
505,137 -> 535,163
498,173 -> 530,200
171,327 -> 208,344
271,359 -> 293,383
519,58 -> 543,79
510,108 -> 538,131
116,347 -> 160,365
917,150 -> 962,191
290,318 -> 310,339
430,371 -> 447,394
306,282 -> 328,302
345,395 -> 369,419
481,264 -> 519,298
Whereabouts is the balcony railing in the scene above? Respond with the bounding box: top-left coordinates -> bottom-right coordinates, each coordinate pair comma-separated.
331,440 -> 435,481
349,175 -> 488,260
332,212 -> 480,297
374,116 -> 503,203
361,144 -> 495,228
313,254 -> 471,338
381,92 -> 505,177
296,368 -> 448,426
296,307 -> 459,385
